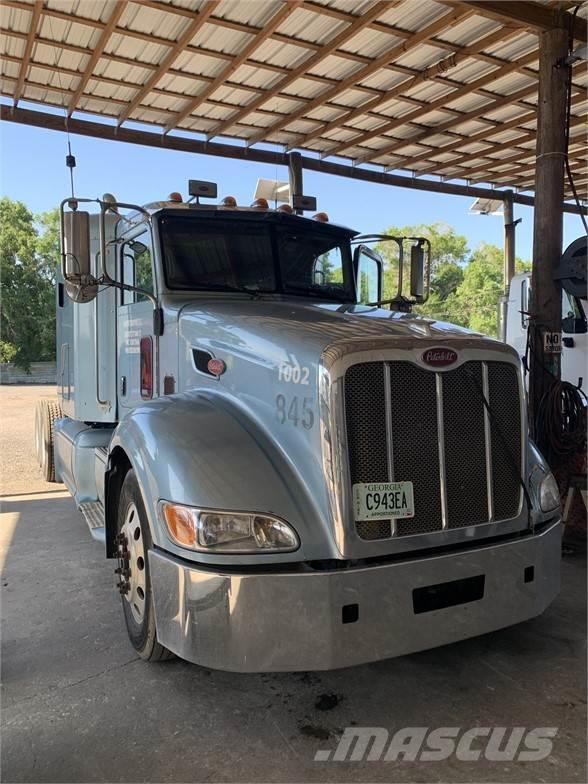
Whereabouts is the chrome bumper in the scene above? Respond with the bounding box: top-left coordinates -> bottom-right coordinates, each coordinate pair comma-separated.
149,520 -> 561,672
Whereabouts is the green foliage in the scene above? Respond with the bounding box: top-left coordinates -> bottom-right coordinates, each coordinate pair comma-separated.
0,340 -> 17,363
0,198 -> 59,370
375,222 -> 468,302
376,221 -> 530,336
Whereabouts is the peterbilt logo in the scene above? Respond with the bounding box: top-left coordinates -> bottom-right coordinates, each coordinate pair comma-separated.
422,348 -> 458,367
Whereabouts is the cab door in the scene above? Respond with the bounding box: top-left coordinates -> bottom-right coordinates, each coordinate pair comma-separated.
117,227 -> 156,413
561,289 -> 587,393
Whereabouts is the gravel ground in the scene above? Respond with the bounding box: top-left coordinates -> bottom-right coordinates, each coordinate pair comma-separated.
0,384 -> 57,495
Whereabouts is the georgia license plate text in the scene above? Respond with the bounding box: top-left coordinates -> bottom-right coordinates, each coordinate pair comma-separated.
353,481 -> 415,521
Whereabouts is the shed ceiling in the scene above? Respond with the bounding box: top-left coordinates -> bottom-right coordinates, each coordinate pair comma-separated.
1,0 -> 586,201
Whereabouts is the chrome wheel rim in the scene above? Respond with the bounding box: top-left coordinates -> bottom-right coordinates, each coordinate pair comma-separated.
121,503 -> 146,624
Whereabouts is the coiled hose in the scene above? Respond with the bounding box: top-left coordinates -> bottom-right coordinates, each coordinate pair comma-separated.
526,324 -> 587,462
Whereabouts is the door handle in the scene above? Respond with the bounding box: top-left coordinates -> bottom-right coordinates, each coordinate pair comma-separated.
562,337 -> 574,348
120,376 -> 127,396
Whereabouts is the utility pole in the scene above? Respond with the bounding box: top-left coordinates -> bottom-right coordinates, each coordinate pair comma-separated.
529,19 -> 569,441
503,190 -> 516,292
288,151 -> 303,215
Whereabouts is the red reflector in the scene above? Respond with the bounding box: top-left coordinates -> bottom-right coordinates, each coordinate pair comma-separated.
207,358 -> 226,377
140,336 -> 153,398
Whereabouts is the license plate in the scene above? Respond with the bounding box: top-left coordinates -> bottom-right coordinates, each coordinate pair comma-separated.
353,481 -> 414,521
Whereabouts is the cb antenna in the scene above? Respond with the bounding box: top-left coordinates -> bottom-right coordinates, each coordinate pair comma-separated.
65,140 -> 76,199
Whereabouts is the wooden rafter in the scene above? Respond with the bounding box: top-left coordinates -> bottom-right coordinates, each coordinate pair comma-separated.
12,0 -> 42,108
402,94 -> 587,175
117,1 -> 219,126
204,0 -> 393,140
449,1 -> 588,42
244,5 -> 472,147
394,88 -> 588,173
328,49 -> 538,160
353,82 -> 540,165
164,1 -> 302,134
295,25 -> 525,153
67,2 -> 126,117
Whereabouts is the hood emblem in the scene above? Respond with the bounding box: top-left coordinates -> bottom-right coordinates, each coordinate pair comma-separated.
422,347 -> 458,368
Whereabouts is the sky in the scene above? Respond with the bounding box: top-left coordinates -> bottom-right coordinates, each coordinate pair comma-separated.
0,100 -> 583,260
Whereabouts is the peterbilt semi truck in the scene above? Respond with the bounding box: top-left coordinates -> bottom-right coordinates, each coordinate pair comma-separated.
35,181 -> 562,671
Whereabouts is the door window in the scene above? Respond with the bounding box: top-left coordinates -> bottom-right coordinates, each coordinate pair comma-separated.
120,230 -> 154,304
562,289 -> 587,334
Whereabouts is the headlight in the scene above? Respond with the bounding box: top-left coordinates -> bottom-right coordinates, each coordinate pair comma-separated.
160,502 -> 299,553
539,472 -> 560,512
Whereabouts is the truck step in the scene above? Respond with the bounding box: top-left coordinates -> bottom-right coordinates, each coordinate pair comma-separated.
79,501 -> 105,544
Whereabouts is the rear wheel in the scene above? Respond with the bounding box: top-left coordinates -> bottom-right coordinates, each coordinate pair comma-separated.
115,470 -> 173,662
34,399 -> 63,482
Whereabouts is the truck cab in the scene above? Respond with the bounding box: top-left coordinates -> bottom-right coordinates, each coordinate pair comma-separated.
504,271 -> 587,393
35,183 -> 562,671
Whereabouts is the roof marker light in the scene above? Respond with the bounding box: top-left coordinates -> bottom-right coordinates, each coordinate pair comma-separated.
313,212 -> 329,222
277,204 -> 293,214
220,195 -> 237,207
168,192 -> 183,202
251,197 -> 269,209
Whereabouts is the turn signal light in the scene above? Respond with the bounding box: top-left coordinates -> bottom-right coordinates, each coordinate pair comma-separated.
251,197 -> 268,209
313,212 -> 329,222
162,504 -> 197,548
220,195 -> 237,207
277,204 -> 293,213
168,192 -> 183,202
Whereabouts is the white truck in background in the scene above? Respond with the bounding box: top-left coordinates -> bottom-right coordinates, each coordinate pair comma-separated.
504,272 -> 587,393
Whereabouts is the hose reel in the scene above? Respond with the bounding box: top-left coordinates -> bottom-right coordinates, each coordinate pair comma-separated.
554,236 -> 587,299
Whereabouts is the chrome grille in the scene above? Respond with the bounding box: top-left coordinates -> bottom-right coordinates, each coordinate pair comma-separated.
488,362 -> 522,520
345,359 -> 522,540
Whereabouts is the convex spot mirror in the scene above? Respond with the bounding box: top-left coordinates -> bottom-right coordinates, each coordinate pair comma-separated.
63,210 -> 98,303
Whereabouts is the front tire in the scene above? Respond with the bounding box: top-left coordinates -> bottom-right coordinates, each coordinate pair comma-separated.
116,470 -> 173,662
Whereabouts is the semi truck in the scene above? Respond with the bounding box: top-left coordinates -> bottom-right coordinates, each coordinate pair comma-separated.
35,181 -> 562,671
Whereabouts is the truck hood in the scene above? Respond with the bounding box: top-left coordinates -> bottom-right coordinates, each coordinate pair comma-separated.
177,299 -> 500,361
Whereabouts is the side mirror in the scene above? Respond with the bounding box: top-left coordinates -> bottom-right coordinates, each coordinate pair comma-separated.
410,241 -> 425,300
62,210 -> 97,303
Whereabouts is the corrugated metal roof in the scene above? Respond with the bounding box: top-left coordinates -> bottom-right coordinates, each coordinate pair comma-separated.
0,0 -> 586,198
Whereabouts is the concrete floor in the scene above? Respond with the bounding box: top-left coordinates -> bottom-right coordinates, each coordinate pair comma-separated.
1,385 -> 586,784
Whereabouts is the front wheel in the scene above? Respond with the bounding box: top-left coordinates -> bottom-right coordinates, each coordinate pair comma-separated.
115,470 -> 173,662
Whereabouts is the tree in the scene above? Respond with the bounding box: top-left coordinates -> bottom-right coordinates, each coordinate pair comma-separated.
448,243 -> 530,336
375,222 -> 468,313
374,220 -> 530,336
0,198 -> 59,370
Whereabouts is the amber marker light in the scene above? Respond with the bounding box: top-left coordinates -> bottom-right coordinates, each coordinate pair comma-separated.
161,503 -> 197,548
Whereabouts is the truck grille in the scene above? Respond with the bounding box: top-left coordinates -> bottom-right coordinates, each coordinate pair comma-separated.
344,360 -> 522,540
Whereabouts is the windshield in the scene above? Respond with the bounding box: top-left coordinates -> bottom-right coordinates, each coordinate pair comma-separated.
159,215 -> 356,302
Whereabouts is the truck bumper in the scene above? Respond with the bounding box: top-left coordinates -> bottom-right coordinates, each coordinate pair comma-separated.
149,520 -> 561,672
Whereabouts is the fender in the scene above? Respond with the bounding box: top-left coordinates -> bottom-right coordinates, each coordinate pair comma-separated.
105,390 -> 338,565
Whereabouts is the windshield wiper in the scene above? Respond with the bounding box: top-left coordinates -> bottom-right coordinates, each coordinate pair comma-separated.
203,283 -> 264,299
284,285 -> 351,303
